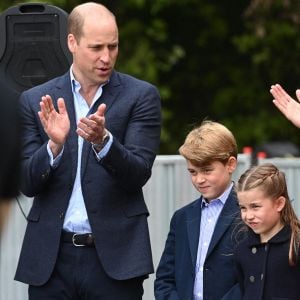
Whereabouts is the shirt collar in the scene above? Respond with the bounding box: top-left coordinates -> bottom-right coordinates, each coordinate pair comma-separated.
201,182 -> 234,207
69,66 -> 109,94
246,225 -> 291,247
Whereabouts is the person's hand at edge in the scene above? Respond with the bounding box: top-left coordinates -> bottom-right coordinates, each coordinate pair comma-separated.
270,83 -> 300,128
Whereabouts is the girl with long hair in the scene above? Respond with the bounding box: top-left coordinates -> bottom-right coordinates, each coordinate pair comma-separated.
235,163 -> 300,299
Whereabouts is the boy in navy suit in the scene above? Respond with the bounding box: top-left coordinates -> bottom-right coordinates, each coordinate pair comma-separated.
155,120 -> 241,300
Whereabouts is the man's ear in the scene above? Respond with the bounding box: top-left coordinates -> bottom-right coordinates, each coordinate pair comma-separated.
227,156 -> 237,174
67,34 -> 76,53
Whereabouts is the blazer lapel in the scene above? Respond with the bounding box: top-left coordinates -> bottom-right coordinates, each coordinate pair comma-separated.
206,189 -> 239,257
91,70 -> 122,114
80,71 -> 122,176
186,198 -> 202,268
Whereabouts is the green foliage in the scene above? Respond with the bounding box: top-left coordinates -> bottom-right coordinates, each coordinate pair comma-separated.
1,0 -> 300,155
223,0 -> 300,153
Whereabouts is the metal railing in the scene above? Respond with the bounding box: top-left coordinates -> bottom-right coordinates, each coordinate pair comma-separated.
4,153 -> 300,300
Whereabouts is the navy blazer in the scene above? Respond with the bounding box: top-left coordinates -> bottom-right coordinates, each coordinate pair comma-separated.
235,226 -> 300,300
154,188 -> 242,300
15,70 -> 161,285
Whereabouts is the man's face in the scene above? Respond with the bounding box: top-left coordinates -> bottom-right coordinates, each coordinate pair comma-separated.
68,17 -> 119,86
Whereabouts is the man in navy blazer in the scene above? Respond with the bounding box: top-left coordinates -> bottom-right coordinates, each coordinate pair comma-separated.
15,3 -> 161,299
154,121 -> 241,300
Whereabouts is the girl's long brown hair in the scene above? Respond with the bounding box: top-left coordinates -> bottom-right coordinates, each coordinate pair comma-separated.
237,163 -> 300,266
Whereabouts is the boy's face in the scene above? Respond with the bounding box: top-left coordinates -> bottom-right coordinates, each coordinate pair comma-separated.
187,157 -> 236,201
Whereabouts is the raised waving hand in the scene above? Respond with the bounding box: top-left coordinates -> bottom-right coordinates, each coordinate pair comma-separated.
270,84 -> 300,128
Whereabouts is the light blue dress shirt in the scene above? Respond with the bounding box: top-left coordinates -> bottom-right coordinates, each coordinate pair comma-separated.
47,68 -> 112,233
193,182 -> 234,300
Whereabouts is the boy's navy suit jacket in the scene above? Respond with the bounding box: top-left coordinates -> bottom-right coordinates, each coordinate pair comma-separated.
155,188 -> 242,300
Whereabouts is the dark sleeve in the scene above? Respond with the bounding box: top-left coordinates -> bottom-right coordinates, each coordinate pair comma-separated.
220,284 -> 243,300
154,213 -> 181,300
233,244 -> 245,297
100,82 -> 161,192
0,81 -> 20,199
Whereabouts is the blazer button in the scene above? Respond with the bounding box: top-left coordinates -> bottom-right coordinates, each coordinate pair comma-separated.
251,247 -> 257,254
59,212 -> 64,219
41,170 -> 50,180
249,275 -> 255,283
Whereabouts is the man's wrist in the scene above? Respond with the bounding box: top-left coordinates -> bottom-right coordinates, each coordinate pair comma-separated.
91,130 -> 110,152
49,140 -> 64,158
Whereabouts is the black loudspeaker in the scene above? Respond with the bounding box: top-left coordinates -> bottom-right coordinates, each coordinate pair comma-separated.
0,3 -> 72,93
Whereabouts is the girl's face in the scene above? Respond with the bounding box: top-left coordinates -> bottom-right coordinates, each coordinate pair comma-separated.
238,187 -> 286,243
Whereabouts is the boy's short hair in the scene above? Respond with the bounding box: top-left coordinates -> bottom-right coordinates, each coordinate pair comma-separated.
179,120 -> 237,166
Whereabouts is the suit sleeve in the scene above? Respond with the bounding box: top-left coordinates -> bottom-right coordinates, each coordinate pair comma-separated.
233,245 -> 244,298
220,284 -> 242,300
19,90 -> 54,197
100,83 -> 161,191
154,212 -> 181,300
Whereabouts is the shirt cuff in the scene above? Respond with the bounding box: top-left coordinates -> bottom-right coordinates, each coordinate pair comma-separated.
92,130 -> 113,161
47,142 -> 64,168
